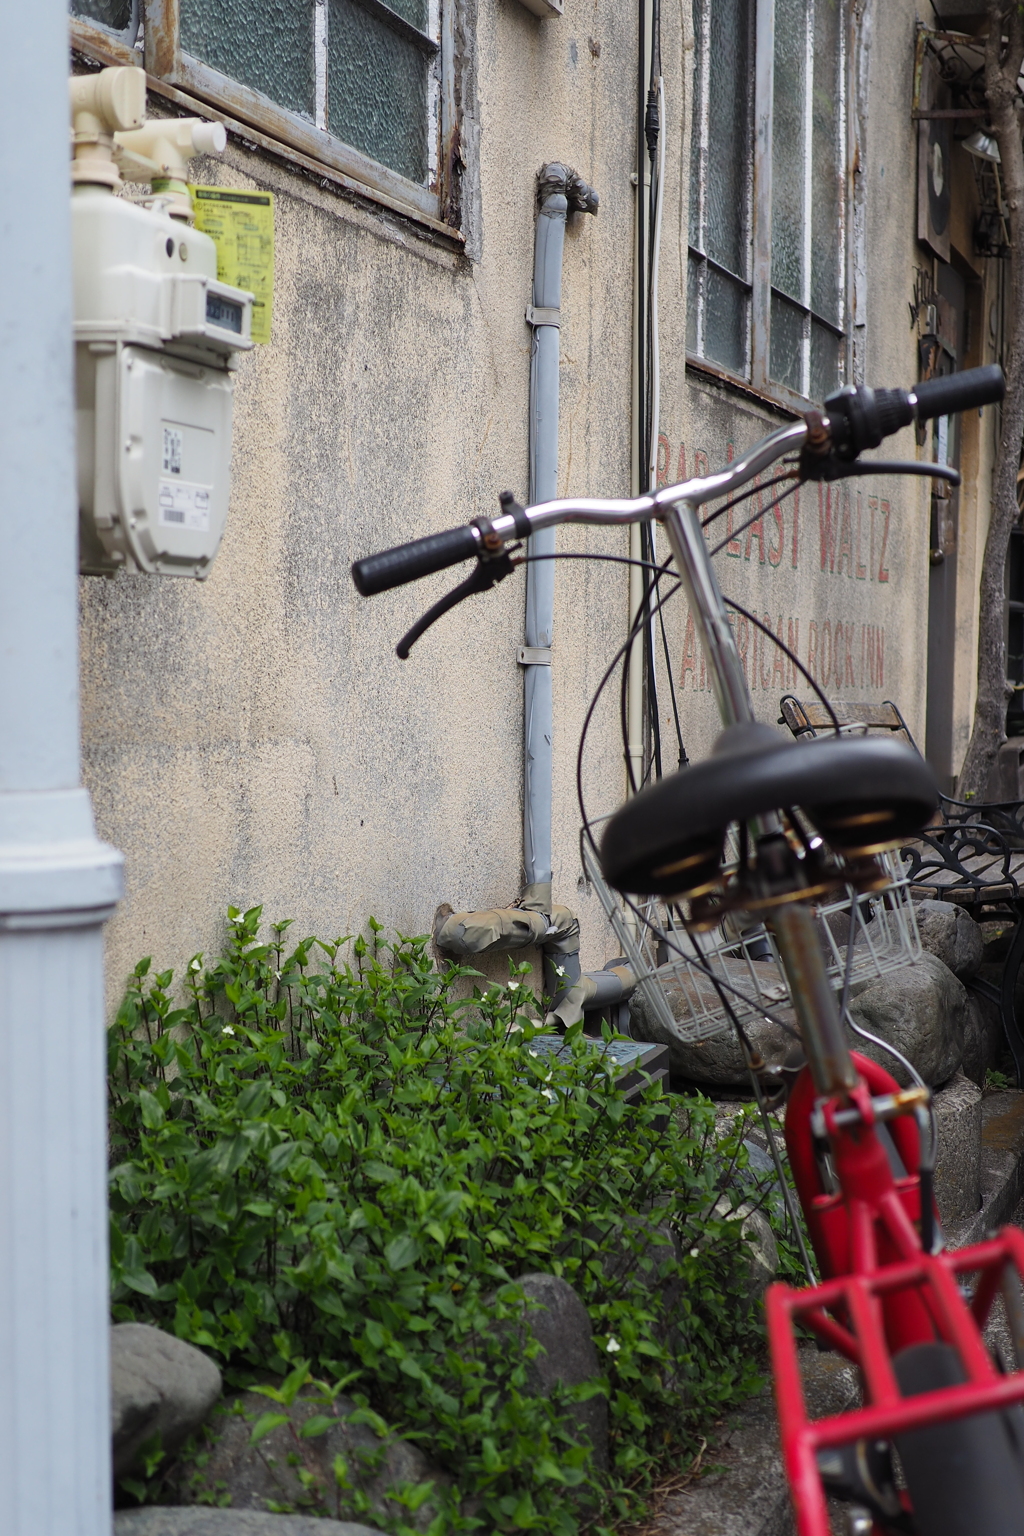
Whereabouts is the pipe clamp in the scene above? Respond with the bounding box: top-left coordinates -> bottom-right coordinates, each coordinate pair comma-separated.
525,305 -> 561,328
518,646 -> 552,666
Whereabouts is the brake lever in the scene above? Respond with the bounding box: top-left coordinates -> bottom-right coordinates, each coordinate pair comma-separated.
800,455 -> 961,487
395,547 -> 521,659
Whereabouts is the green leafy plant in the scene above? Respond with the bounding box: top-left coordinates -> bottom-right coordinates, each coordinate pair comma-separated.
109,909 -> 778,1533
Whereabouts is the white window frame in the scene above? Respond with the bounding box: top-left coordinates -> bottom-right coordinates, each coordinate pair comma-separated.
70,0 -> 461,241
687,0 -> 854,411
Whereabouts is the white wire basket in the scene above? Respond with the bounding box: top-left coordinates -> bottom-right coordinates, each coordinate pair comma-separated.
581,832 -> 921,1045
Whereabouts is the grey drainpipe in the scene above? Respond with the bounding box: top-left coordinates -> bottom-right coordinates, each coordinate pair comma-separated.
522,165 -> 598,916
435,166 -> 632,1030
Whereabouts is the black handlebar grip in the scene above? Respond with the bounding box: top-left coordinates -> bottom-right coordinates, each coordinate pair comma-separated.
913,364 -> 1005,423
352,525 -> 480,597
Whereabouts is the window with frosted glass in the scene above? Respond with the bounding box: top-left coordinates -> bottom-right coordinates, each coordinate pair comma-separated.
177,0 -> 436,185
69,0 -> 139,42
688,0 -> 754,377
71,0 -> 441,193
688,0 -> 849,403
769,0 -> 845,399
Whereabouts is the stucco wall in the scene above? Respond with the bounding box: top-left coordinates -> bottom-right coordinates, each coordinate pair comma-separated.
82,0 -> 648,1007
78,0 -> 993,1010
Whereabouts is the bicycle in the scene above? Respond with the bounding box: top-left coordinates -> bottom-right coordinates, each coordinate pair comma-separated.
351,362 -> 1024,1536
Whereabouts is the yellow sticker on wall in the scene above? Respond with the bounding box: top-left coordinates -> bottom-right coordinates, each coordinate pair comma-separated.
189,186 -> 275,344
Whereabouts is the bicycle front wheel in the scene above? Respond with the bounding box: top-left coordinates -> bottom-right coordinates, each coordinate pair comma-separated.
894,1342 -> 1024,1536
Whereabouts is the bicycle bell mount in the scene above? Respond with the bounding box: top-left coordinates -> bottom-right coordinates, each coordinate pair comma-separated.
72,66 -> 254,578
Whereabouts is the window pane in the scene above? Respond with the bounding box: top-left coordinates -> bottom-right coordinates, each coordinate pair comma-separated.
328,0 -> 428,184
705,0 -> 753,277
689,0 -> 705,249
810,0 -> 843,325
770,292 -> 805,393
181,0 -> 316,119
687,256 -> 702,354
772,0 -> 808,304
70,0 -> 134,32
706,267 -> 748,375
383,0 -> 428,28
810,322 -> 841,401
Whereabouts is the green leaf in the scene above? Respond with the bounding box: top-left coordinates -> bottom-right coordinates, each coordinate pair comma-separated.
248,1412 -> 290,1446
138,1089 -> 165,1129
298,1414 -> 335,1439
384,1234 -> 419,1271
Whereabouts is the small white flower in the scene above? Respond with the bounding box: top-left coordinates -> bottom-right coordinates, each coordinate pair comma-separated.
230,914 -> 244,924
189,959 -> 201,972
275,970 -> 282,981
605,1337 -> 621,1354
528,1048 -> 540,1058
554,965 -> 567,980
508,980 -> 523,992
222,1025 -> 236,1037
689,1247 -> 699,1259
543,1088 -> 558,1102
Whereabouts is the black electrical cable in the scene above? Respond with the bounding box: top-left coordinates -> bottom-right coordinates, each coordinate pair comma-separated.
721,597 -> 842,736
709,479 -> 799,558
699,469 -> 797,531
641,523 -> 664,780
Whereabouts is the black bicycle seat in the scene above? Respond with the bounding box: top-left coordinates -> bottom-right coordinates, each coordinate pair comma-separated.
600,721 -> 939,897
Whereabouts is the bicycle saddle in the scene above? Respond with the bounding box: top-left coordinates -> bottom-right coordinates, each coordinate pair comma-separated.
600,721 -> 939,897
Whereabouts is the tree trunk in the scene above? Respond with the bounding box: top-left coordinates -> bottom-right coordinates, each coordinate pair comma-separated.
958,5 -> 1024,799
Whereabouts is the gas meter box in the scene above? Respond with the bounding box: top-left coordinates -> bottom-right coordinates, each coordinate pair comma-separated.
71,67 -> 261,578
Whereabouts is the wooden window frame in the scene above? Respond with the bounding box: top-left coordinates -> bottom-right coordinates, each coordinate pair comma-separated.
70,0 -> 463,243
687,0 -> 854,412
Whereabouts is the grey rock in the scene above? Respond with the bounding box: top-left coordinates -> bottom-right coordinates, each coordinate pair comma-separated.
510,1272 -> 608,1472
705,1199 -> 779,1300
962,992 -> 1003,1087
172,1391 -> 441,1531
914,900 -> 984,981
643,1344 -> 857,1536
629,957 -> 795,1086
846,952 -> 968,1087
112,1324 -> 222,1480
115,1514 -> 381,1536
932,1071 -> 982,1225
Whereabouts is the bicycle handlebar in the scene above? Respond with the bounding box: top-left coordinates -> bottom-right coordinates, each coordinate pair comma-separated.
913,363 -> 1005,420
350,367 -> 1005,596
352,523 -> 483,597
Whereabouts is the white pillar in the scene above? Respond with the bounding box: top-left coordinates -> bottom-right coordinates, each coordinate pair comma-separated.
0,7 -> 123,1534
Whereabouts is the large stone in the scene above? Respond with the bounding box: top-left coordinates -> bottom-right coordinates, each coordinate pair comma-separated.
629,956 -> 795,1086
115,1514 -> 382,1535
172,1390 -> 441,1530
932,1072 -> 982,1226
112,1324 -> 222,1480
913,900 -> 984,981
846,952 -> 968,1087
510,1272 -> 609,1473
704,1200 -> 779,1300
961,992 -> 1003,1087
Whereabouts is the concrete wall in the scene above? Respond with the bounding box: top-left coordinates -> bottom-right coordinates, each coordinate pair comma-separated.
77,0 -> 999,1008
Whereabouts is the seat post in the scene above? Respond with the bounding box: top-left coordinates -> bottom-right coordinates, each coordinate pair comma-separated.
767,903 -> 858,1096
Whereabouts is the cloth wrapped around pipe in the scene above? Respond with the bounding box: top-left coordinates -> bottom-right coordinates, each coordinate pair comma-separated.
434,884 -> 636,1030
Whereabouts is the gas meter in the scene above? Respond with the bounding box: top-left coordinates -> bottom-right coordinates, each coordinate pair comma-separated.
72,67 -> 256,578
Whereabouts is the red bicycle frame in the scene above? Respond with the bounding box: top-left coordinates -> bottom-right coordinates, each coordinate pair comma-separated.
768,1051 -> 1024,1536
